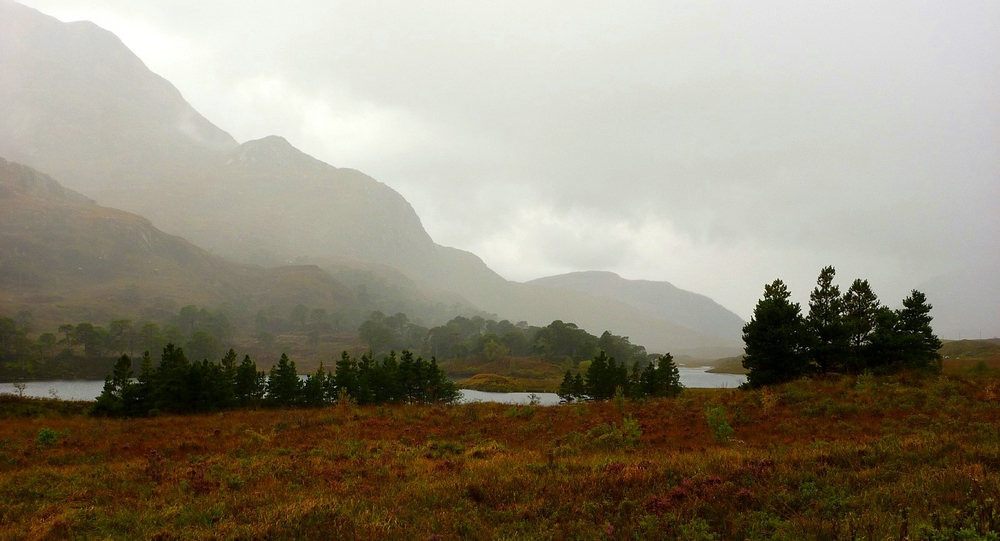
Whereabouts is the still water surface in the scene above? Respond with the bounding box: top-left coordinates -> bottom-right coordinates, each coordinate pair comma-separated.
7,367 -> 745,405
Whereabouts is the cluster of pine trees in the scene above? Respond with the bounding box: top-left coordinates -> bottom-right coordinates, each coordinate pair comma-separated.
360,312 -> 649,367
330,350 -> 460,405
93,345 -> 459,417
558,351 -> 683,402
742,266 -> 942,387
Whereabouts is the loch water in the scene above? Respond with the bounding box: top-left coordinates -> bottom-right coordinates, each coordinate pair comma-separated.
6,367 -> 745,405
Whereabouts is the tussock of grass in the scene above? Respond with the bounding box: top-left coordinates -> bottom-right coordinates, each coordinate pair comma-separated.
1,372 -> 999,539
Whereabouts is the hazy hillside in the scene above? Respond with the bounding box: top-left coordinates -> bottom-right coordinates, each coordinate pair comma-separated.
147,136 -> 438,270
0,0 -> 237,187
527,271 -> 745,341
0,157 -> 358,330
0,0 -> 746,355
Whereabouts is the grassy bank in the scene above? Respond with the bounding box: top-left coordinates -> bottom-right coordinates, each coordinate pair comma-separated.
1,371 -> 999,540
442,355 -> 565,393
456,373 -> 560,393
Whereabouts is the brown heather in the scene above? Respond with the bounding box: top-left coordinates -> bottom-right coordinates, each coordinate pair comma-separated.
1,370 -> 999,540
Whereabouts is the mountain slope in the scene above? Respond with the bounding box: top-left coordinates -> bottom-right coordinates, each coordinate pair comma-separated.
0,0 -> 237,187
527,271 -> 745,341
0,157 -> 357,330
143,135 -> 439,270
0,1 -> 744,355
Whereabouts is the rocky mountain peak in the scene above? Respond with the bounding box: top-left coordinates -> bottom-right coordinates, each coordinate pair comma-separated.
225,136 -> 331,173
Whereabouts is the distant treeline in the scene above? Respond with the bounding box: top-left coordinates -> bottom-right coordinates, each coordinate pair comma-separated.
558,351 -> 683,402
0,307 -> 242,381
360,312 -> 650,367
1,304 -> 652,381
93,345 -> 459,417
743,266 -> 943,387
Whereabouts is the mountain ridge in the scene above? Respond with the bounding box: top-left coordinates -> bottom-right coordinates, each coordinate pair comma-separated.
526,271 -> 745,341
0,0 -> 744,356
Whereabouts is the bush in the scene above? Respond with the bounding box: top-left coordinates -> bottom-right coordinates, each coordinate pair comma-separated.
705,406 -> 734,443
584,416 -> 642,449
36,427 -> 66,448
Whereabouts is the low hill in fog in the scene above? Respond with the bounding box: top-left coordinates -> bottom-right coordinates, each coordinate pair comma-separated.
0,157 -> 358,330
527,271 -> 745,342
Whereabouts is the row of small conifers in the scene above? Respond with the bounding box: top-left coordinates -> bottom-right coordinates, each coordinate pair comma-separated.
92,347 -> 461,417
94,344 -> 688,417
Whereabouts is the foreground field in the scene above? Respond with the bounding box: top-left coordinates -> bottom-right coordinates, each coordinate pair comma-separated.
1,372 -> 999,540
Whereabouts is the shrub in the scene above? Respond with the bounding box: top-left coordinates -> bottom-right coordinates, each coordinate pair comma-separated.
36,427 -> 65,448
584,416 -> 642,449
705,406 -> 734,443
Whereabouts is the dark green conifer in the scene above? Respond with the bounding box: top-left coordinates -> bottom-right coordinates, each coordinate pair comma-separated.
807,266 -> 849,373
742,280 -> 810,387
266,353 -> 301,406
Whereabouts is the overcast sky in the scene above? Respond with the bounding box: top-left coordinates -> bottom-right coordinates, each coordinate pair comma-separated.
18,0 -> 1000,326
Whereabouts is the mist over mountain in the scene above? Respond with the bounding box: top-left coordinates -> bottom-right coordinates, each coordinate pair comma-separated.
0,0 -> 236,186
0,0 -> 745,355
0,157 -> 358,330
527,271 -> 745,341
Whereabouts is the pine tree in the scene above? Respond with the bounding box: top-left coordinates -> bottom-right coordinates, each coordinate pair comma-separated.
152,344 -> 193,413
235,354 -> 265,408
572,373 -> 585,399
92,353 -> 134,416
657,353 -> 683,397
266,353 -> 301,407
586,351 -> 612,399
807,266 -> 849,373
427,356 -> 459,403
558,370 -> 576,402
217,348 -> 239,409
640,361 -> 658,397
896,290 -> 942,371
867,306 -> 903,371
742,279 -> 810,387
333,351 -> 359,401
132,350 -> 155,415
628,362 -> 644,398
300,363 -> 328,406
842,279 -> 881,372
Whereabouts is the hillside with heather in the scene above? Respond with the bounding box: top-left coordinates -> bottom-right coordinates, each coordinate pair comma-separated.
0,157 -> 359,332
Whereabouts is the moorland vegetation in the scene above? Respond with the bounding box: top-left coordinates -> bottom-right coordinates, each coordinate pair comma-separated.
2,367 -> 999,539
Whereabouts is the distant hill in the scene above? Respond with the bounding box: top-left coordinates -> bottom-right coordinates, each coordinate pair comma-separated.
527,271 -> 745,342
0,0 -> 744,355
0,157 -> 358,330
939,339 -> 1000,360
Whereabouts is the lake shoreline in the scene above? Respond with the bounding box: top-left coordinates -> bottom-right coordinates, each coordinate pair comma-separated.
3,367 -> 746,403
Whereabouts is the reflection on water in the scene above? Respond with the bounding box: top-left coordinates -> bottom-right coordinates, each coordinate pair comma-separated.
5,366 -> 745,404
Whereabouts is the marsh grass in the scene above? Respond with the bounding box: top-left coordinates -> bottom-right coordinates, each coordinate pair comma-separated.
1,373 -> 999,539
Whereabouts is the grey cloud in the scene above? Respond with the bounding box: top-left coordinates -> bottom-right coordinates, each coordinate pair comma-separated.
18,0 -> 1000,330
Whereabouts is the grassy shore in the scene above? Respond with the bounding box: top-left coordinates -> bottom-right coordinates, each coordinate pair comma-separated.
1,370 -> 999,540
